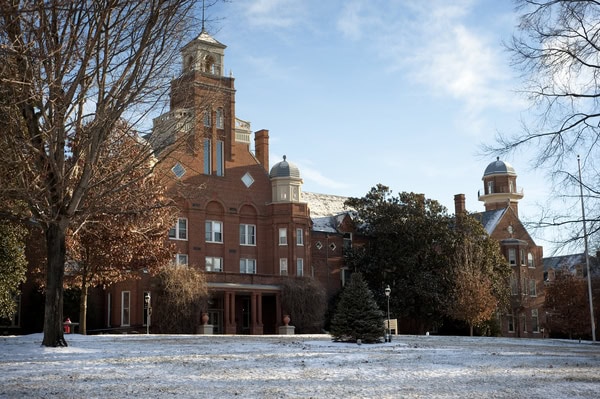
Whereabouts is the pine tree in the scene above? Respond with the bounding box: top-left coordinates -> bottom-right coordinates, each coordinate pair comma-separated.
330,273 -> 384,343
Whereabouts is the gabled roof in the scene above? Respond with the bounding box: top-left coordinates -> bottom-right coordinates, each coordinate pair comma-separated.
472,208 -> 507,235
543,253 -> 600,276
303,192 -> 354,233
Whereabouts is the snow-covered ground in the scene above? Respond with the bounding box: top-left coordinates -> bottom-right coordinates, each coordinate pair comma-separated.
1,333 -> 599,398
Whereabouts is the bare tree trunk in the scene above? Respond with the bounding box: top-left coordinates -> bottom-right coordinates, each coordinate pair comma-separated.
79,280 -> 88,335
469,324 -> 474,337
42,222 -> 67,347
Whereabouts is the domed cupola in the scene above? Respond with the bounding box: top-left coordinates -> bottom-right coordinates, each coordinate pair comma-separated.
269,155 -> 303,203
478,157 -> 524,215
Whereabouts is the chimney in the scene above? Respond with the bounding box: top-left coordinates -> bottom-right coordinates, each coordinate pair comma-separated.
254,129 -> 269,172
454,194 -> 466,215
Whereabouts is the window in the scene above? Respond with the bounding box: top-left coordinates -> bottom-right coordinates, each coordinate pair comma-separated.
508,248 -> 516,266
203,108 -> 211,127
507,314 -> 515,332
240,258 -> 256,274
521,315 -> 527,332
240,224 -> 256,246
510,274 -> 518,295
171,162 -> 186,179
143,291 -> 150,326
206,257 -> 223,272
343,233 -> 353,250
168,218 -> 188,240
296,228 -> 304,245
216,108 -> 224,129
279,258 -> 288,275
279,228 -> 287,245
296,258 -> 304,276
529,279 -> 537,297
206,221 -> 223,243
174,254 -> 188,266
203,138 -> 211,174
487,180 -> 494,194
121,291 -> 130,326
528,252 -> 535,268
531,309 -> 540,333
520,249 -> 526,265
216,140 -> 224,176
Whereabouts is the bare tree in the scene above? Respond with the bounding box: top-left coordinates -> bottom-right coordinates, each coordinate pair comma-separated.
0,0 -> 220,347
488,1 -> 600,251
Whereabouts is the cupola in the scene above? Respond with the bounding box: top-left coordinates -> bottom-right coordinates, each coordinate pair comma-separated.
478,157 -> 524,215
269,156 -> 303,203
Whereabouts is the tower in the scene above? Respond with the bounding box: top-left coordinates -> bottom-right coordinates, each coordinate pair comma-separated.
478,157 -> 524,216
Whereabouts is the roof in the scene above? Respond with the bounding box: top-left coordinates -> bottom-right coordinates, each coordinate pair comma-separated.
303,192 -> 354,233
194,30 -> 226,49
269,155 -> 300,179
543,253 -> 600,276
473,208 -> 507,234
483,157 -> 517,177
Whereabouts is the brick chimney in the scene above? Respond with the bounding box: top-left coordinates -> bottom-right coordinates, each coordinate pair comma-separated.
254,129 -> 269,172
454,193 -> 466,215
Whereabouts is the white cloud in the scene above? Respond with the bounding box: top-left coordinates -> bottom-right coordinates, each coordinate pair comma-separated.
244,0 -> 305,28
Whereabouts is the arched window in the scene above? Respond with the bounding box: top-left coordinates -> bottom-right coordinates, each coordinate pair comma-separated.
203,55 -> 215,74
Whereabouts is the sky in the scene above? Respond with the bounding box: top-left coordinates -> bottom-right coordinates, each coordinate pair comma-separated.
2,333 -> 599,398
200,0 -> 572,255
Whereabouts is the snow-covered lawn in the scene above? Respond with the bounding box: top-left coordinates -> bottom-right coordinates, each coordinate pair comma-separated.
1,333 -> 599,398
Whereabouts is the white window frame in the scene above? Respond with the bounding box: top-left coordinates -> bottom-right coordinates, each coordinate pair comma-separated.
508,248 -> 516,266
529,279 -> 537,297
296,228 -> 304,246
279,228 -> 287,245
121,291 -> 130,326
520,248 -> 526,265
296,258 -> 304,276
174,254 -> 188,266
168,218 -> 188,240
343,232 -> 353,250
206,220 -> 223,243
528,252 -> 535,268
216,108 -> 224,129
279,258 -> 288,275
240,258 -> 256,274
206,256 -> 223,272
240,224 -> 256,246
531,309 -> 540,333
203,108 -> 211,127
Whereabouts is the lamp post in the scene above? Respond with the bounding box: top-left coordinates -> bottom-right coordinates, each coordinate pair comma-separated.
385,285 -> 391,342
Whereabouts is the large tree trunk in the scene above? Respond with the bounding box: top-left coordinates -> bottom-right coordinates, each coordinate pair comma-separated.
42,222 -> 67,347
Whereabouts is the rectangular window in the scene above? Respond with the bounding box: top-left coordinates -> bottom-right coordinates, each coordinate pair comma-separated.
143,291 -> 150,326
487,181 -> 494,194
529,279 -> 537,297
168,218 -> 188,240
520,249 -> 526,265
203,138 -> 211,174
206,221 -> 223,243
203,109 -> 211,127
174,254 -> 188,266
240,224 -> 256,246
507,314 -> 514,332
528,252 -> 535,268
343,232 -> 353,250
531,309 -> 540,333
240,258 -> 256,274
521,315 -> 527,332
216,108 -> 224,129
296,228 -> 304,245
296,258 -> 304,276
216,140 -> 224,176
206,257 -> 223,272
510,274 -> 518,295
279,228 -> 287,245
508,248 -> 516,266
279,258 -> 288,275
121,291 -> 130,326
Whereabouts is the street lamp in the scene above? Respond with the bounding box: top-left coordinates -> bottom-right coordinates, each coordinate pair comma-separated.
385,285 -> 391,342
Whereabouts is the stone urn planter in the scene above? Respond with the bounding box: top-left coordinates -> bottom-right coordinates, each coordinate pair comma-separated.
283,315 -> 290,326
201,313 -> 209,325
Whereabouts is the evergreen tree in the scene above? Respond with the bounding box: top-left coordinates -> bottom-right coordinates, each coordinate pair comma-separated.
0,222 -> 27,319
330,273 -> 384,343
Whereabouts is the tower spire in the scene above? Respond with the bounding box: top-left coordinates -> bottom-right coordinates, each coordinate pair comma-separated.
201,0 -> 206,32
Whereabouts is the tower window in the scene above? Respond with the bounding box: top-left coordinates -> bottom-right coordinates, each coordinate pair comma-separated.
216,108 -> 224,129
203,109 -> 211,127
203,138 -> 211,174
203,55 -> 216,74
487,181 -> 494,194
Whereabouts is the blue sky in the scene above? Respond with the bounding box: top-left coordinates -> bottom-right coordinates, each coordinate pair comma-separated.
205,0 -> 563,253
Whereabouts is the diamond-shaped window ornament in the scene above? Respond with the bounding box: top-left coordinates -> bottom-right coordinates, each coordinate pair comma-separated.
171,162 -> 186,179
315,241 -> 323,250
329,242 -> 337,251
241,172 -> 254,188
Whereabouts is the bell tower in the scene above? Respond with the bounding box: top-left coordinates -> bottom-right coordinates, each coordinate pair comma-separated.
478,157 -> 524,216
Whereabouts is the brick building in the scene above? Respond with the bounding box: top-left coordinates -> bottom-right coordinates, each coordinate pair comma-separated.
455,158 -> 545,337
